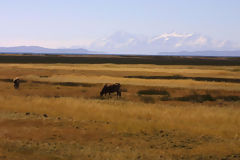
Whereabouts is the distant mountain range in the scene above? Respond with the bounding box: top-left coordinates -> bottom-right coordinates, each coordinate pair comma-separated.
89,31 -> 240,55
1,31 -> 240,56
156,50 -> 240,57
0,45 -> 240,57
0,46 -> 99,54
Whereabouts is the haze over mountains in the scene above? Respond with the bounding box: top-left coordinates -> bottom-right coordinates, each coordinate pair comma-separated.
0,31 -> 240,56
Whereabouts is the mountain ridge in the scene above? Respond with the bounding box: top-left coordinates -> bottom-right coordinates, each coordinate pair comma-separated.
89,31 -> 240,54
0,45 -> 240,57
0,46 -> 99,54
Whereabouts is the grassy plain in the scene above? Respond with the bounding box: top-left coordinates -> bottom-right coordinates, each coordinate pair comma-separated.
0,56 -> 240,160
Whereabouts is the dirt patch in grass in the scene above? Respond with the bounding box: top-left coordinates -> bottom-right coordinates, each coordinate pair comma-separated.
0,78 -> 96,87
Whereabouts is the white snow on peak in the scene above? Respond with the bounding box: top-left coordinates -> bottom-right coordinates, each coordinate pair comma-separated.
150,32 -> 193,42
88,31 -> 237,54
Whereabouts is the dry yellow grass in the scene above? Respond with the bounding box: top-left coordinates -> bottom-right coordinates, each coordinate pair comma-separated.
1,63 -> 240,91
0,63 -> 240,159
1,63 -> 240,78
1,95 -> 240,139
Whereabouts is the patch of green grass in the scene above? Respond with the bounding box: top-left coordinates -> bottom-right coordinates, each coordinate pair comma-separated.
53,82 -> 94,87
39,75 -> 49,78
31,81 -> 95,87
0,78 -> 13,82
230,69 -> 240,72
138,89 -> 169,96
218,96 -> 240,101
176,93 -> 240,103
1,54 -> 240,66
160,95 -> 171,101
176,93 -> 215,103
126,75 -> 240,84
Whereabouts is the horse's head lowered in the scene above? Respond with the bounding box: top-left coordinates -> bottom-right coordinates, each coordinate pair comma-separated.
100,84 -> 108,97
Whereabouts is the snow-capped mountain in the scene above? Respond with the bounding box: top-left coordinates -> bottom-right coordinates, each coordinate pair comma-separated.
89,31 -> 238,54
0,32 -> 239,56
90,31 -> 147,53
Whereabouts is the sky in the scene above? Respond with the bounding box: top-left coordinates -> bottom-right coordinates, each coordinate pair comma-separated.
0,0 -> 240,53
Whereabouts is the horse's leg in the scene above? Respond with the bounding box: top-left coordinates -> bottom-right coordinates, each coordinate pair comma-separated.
117,91 -> 121,98
14,83 -> 19,89
116,91 -> 118,98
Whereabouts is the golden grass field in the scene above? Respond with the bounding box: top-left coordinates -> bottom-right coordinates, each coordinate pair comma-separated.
0,61 -> 240,160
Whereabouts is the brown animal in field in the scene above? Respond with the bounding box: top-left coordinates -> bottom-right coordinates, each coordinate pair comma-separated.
100,83 -> 121,97
13,77 -> 20,89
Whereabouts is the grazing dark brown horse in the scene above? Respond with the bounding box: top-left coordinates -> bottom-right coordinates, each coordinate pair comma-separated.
13,77 -> 20,89
100,83 -> 121,97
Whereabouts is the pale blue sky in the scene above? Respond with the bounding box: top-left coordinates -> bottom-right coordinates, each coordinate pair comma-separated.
0,0 -> 240,49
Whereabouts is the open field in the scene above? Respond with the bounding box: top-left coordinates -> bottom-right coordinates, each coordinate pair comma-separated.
0,55 -> 240,160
